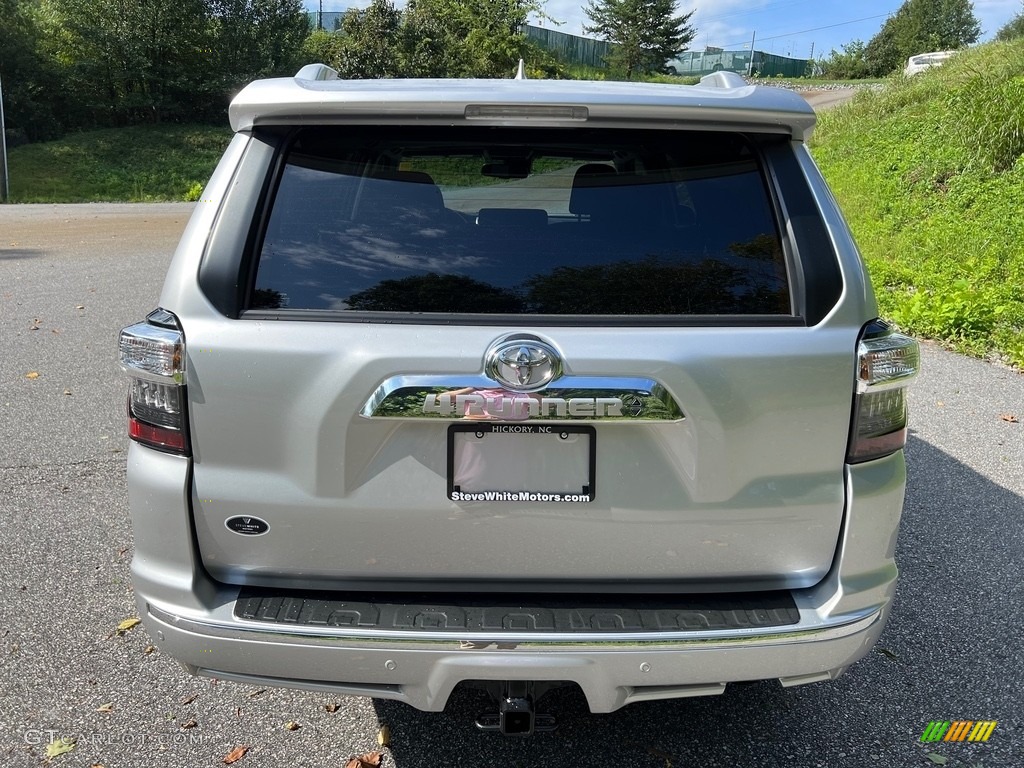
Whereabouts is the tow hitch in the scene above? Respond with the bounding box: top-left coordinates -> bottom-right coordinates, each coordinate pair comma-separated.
474,682 -> 558,735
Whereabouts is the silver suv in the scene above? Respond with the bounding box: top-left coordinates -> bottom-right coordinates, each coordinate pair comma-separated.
119,65 -> 919,734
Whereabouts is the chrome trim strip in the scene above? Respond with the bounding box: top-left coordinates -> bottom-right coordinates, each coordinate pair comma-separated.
149,604 -> 880,646
360,374 -> 685,422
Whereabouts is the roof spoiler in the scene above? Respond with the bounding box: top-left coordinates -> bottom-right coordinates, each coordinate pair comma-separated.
295,63 -> 339,82
699,71 -> 747,89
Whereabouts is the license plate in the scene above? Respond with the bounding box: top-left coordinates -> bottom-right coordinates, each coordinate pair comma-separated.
447,424 -> 595,503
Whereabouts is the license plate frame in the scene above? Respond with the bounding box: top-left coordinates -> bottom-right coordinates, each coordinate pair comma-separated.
447,424 -> 596,503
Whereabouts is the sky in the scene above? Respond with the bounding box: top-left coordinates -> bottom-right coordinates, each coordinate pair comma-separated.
304,0 -> 1022,60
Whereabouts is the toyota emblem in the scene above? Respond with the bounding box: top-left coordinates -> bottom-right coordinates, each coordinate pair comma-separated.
484,336 -> 562,392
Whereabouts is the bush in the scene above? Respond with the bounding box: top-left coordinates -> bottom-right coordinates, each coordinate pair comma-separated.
820,40 -> 872,79
183,182 -> 205,202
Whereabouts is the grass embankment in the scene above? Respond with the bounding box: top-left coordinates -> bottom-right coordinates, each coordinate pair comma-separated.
811,40 -> 1024,367
6,124 -> 231,203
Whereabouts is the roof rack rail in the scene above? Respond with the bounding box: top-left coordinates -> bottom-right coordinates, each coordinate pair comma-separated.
699,71 -> 747,89
295,63 -> 339,82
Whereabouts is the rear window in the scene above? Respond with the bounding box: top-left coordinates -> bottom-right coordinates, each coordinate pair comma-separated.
250,126 -> 791,316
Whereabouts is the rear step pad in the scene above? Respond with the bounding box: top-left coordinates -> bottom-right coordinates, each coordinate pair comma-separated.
234,589 -> 799,633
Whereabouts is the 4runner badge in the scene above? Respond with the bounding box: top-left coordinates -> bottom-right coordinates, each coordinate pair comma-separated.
359,333 -> 685,422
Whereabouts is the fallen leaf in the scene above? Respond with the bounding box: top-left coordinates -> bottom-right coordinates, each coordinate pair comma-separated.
63,389 -> 72,396
926,754 -> 949,766
248,689 -> 266,698
181,694 -> 198,705
344,752 -> 382,768
643,745 -> 675,766
90,763 -> 106,768
45,738 -> 76,758
75,305 -> 85,310
181,719 -> 198,730
95,702 -> 114,713
377,724 -> 391,747
324,703 -> 340,713
115,618 -> 141,635
283,721 -> 301,731
222,745 -> 249,764
30,321 -> 40,330
143,645 -> 156,655
875,647 -> 899,661
26,371 -> 40,379
1001,413 -> 1019,423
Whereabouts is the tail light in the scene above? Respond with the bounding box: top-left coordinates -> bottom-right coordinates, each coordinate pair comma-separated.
118,309 -> 189,455
847,320 -> 920,463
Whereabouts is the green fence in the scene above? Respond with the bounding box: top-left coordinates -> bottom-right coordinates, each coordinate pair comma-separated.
523,25 -> 614,69
754,51 -> 811,77
307,11 -> 345,31
667,50 -> 810,78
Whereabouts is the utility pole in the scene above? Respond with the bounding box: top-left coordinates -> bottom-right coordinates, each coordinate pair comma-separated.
747,31 -> 756,76
0,75 -> 9,203
318,0 -> 323,30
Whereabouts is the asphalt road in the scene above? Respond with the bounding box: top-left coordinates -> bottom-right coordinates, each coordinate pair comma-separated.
1,204 -> 1022,768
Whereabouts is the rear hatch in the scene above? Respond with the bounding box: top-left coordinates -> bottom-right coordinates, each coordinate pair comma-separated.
184,120 -> 857,592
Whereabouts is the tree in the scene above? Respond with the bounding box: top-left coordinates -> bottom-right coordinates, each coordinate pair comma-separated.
864,0 -> 980,75
208,0 -> 310,89
996,2 -> 1024,41
584,0 -> 696,80
41,0 -> 214,126
310,0 -> 542,79
0,0 -> 64,143
38,0 -> 309,128
402,0 -> 541,78
300,28 -> 346,71
333,0 -> 403,78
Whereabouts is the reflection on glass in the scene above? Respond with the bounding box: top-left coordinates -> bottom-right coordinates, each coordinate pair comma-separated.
251,127 -> 791,316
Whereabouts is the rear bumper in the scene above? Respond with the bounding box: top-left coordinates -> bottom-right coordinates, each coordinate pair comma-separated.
127,443 -> 907,713
145,602 -> 885,713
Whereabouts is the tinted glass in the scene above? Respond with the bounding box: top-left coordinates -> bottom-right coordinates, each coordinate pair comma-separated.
251,127 -> 790,316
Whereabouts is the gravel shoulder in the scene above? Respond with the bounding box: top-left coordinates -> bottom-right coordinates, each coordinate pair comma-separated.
801,88 -> 859,110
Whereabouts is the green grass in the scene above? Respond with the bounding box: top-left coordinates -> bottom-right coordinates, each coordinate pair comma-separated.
811,40 -> 1024,367
6,124 -> 232,203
